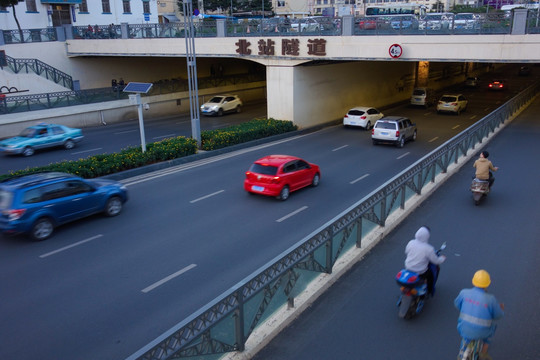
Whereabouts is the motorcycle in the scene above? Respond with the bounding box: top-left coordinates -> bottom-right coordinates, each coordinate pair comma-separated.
395,242 -> 446,319
470,178 -> 490,205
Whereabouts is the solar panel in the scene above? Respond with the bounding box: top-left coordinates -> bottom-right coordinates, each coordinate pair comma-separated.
123,82 -> 153,94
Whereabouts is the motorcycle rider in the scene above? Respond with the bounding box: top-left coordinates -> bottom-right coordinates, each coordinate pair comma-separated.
404,226 -> 446,297
454,270 -> 505,360
473,151 -> 498,188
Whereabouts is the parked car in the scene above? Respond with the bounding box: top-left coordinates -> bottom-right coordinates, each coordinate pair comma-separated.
244,155 -> 320,201
488,79 -> 507,91
0,123 -> 83,157
453,13 -> 479,30
257,17 -> 286,33
290,17 -> 321,32
410,87 -> 437,108
436,94 -> 468,115
200,95 -> 242,116
0,172 -> 128,241
390,15 -> 419,30
465,76 -> 479,87
419,13 -> 453,31
372,116 -> 417,148
357,17 -> 377,30
343,106 -> 384,130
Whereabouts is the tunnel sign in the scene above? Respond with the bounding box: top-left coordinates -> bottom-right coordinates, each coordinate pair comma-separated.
389,44 -> 403,59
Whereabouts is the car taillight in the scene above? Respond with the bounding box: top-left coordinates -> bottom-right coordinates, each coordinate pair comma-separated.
371,129 -> 375,135
5,209 -> 26,221
395,130 -> 400,137
451,102 -> 458,105
360,115 -> 366,119
271,176 -> 281,184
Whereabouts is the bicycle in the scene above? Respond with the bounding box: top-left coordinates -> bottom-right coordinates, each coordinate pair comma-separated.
457,338 -> 484,360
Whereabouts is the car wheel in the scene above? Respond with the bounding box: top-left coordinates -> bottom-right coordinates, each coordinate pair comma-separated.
412,130 -> 417,141
365,121 -> 372,130
311,173 -> 320,187
236,105 -> 242,113
30,217 -> 54,241
64,139 -> 75,150
217,108 -> 223,116
104,196 -> 123,217
397,137 -> 405,148
22,147 -> 35,157
277,185 -> 290,201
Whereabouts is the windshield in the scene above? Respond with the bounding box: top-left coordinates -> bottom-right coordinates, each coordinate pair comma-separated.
249,164 -> 278,176
0,189 -> 13,209
208,96 -> 224,103
440,96 -> 457,102
413,89 -> 426,96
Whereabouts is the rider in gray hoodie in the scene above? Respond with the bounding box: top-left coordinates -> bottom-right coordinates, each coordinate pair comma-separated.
405,226 -> 446,296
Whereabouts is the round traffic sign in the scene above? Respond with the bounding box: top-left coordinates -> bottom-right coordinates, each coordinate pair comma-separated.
389,44 -> 403,59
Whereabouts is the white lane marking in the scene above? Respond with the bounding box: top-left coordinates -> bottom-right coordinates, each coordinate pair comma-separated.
423,112 -> 431,116
276,206 -> 308,223
142,264 -> 197,293
39,234 -> 103,258
452,125 -> 461,130
350,173 -> 370,184
469,115 -> 477,120
397,152 -> 410,160
428,137 -> 439,143
153,134 -> 176,140
114,130 -> 138,134
190,190 -> 225,203
122,133 -> 317,186
332,145 -> 349,152
72,148 -> 102,155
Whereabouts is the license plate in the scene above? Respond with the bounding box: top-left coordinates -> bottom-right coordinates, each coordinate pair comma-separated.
350,121 -> 356,125
252,185 -> 264,192
380,131 -> 389,136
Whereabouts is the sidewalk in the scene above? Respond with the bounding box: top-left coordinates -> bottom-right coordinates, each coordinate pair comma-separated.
250,97 -> 540,359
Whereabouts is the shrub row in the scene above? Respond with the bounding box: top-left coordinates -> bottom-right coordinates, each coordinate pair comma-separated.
0,118 -> 297,181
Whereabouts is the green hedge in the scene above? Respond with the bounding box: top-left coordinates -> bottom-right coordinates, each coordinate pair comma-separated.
0,118 -> 297,181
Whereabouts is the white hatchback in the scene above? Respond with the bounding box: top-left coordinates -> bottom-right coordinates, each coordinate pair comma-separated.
436,94 -> 468,115
343,106 -> 384,130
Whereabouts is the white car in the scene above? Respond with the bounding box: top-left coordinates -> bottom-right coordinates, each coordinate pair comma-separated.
200,95 -> 242,116
343,106 -> 384,130
436,94 -> 468,115
419,13 -> 453,31
290,18 -> 321,32
453,13 -> 479,30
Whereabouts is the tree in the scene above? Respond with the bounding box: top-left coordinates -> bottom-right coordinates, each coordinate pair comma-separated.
0,0 -> 24,42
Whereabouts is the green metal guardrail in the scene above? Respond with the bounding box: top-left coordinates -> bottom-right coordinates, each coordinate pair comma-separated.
1,53 -> 73,90
0,72 -> 264,115
125,82 -> 539,360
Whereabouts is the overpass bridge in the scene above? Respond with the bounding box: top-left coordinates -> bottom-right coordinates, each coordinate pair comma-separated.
2,11 -> 538,129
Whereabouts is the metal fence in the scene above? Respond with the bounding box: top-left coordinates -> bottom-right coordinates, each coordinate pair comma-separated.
125,81 -> 539,360
0,72 -> 264,115
1,11 -> 540,45
1,53 -> 73,90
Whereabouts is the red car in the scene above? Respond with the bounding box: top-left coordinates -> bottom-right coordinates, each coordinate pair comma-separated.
488,79 -> 506,91
244,155 -> 321,201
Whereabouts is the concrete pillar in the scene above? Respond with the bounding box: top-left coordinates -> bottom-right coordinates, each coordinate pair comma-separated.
0,31 -> 5,46
416,61 -> 429,87
511,9 -> 528,35
121,23 -> 129,39
267,65 -> 295,122
56,26 -> 66,41
342,15 -> 354,36
217,19 -> 226,37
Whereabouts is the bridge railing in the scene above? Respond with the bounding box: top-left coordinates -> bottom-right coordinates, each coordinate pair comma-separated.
125,81 -> 538,360
1,10 -> 539,46
0,72 -> 264,115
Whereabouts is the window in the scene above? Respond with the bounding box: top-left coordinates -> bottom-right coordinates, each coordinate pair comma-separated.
51,126 -> 65,135
0,6 -> 8,12
123,0 -> 131,13
102,0 -> 111,13
80,0 -> 88,12
283,162 -> 297,173
143,0 -> 150,14
297,160 -> 310,170
26,0 -> 37,12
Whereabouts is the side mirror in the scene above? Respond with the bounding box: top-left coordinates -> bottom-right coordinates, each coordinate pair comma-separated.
440,242 -> 447,251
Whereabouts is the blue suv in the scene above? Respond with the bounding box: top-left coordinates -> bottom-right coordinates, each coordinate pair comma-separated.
0,172 -> 128,241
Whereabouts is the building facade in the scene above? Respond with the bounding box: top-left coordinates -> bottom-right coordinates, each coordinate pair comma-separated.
0,0 -> 159,30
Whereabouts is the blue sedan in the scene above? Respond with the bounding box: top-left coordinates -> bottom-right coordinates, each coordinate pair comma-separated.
0,123 -> 84,156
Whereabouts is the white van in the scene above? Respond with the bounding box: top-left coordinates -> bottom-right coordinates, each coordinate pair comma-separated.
410,87 -> 436,108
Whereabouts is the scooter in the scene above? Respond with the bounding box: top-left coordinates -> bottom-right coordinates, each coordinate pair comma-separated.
470,178 -> 490,205
395,242 -> 446,319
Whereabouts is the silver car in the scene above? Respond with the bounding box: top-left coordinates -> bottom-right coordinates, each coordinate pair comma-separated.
200,95 -> 242,116
372,116 -> 417,148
